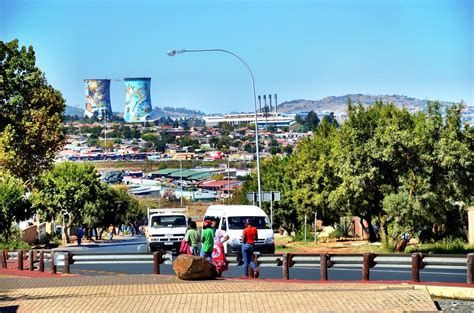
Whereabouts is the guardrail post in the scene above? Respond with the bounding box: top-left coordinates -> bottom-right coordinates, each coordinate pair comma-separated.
17,250 -> 24,271
467,253 -> 474,284
362,253 -> 375,281
39,250 -> 45,272
282,253 -> 293,279
153,251 -> 162,274
64,252 -> 71,274
1,250 -> 7,269
28,250 -> 34,271
320,254 -> 329,281
411,252 -> 422,282
50,251 -> 56,274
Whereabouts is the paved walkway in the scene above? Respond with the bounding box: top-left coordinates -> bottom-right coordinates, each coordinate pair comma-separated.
0,275 -> 437,312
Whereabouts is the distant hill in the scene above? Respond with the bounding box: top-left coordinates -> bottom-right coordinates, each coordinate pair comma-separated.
150,106 -> 205,119
277,94 -> 460,113
64,105 -> 204,120
64,105 -> 84,117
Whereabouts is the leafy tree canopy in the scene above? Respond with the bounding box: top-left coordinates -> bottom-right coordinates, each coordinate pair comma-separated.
0,174 -> 32,240
0,39 -> 65,185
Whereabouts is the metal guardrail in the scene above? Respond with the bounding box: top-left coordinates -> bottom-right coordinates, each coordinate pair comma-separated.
2,249 -> 473,284
374,255 -> 412,268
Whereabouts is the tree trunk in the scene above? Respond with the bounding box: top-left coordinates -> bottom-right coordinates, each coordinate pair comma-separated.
378,215 -> 388,247
64,225 -> 71,243
394,239 -> 408,252
360,216 -> 377,242
367,222 -> 377,242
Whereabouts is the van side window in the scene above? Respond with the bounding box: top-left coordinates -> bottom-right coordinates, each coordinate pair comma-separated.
204,216 -> 219,228
221,218 -> 227,230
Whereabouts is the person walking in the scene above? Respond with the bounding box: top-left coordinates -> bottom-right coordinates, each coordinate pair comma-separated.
212,221 -> 229,276
200,220 -> 214,261
108,224 -> 114,240
76,226 -> 84,246
184,221 -> 200,255
241,218 -> 259,279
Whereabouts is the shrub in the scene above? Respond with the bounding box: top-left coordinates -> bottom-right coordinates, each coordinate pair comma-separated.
292,227 -> 317,242
0,240 -> 30,250
330,217 -> 351,239
405,237 -> 473,254
330,229 -> 343,239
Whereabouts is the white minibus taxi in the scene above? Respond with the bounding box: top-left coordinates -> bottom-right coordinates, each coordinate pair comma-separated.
203,205 -> 275,254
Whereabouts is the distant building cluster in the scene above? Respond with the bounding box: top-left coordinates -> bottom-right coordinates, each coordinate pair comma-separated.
203,112 -> 296,128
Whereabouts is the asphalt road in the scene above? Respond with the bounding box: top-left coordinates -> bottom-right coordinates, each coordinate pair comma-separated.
56,236 -> 468,283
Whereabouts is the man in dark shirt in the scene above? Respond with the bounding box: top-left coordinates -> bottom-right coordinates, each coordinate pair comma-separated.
241,218 -> 259,278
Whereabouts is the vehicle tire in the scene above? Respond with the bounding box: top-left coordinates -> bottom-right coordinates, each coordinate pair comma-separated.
148,245 -> 155,253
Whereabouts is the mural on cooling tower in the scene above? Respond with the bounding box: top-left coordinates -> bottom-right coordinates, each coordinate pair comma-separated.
84,79 -> 112,119
124,78 -> 152,122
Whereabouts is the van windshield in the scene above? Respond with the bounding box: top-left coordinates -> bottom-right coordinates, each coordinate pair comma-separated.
228,216 -> 270,230
150,215 -> 187,228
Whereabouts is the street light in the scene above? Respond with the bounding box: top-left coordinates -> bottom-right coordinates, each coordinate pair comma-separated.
227,157 -> 231,205
167,48 -> 262,208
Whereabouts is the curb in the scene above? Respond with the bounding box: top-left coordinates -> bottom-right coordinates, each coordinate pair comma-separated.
414,285 -> 474,301
0,268 -> 73,278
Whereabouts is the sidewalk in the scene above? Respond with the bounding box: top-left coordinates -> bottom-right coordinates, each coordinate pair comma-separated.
0,275 -> 438,312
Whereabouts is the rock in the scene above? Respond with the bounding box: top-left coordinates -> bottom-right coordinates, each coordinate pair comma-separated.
173,254 -> 218,280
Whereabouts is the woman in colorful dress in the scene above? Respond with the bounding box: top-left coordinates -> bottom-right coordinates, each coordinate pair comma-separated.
211,220 -> 229,277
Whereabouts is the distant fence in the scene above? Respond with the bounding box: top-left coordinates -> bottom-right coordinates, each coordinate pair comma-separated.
2,250 -> 473,284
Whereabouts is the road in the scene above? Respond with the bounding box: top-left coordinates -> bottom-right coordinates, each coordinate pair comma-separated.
56,236 -> 468,283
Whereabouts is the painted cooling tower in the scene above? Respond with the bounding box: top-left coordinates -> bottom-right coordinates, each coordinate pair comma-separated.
124,77 -> 152,122
84,79 -> 112,119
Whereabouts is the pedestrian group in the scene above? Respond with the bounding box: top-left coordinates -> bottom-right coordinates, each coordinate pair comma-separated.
182,218 -> 259,278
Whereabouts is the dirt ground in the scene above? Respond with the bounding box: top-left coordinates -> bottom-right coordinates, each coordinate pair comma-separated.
274,234 -> 386,254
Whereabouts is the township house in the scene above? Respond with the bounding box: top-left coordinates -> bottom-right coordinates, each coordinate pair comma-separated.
199,179 -> 242,197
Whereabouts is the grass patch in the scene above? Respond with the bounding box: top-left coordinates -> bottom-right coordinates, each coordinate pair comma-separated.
405,238 -> 474,254
275,244 -> 296,253
0,240 -> 31,250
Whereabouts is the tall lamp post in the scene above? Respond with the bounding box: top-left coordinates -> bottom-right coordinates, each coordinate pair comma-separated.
167,49 -> 262,208
180,159 -> 183,207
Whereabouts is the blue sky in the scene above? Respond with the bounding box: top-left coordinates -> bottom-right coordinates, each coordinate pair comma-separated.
1,0 -> 472,114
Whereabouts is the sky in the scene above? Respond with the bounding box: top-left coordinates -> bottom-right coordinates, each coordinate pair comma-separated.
1,0 -> 473,114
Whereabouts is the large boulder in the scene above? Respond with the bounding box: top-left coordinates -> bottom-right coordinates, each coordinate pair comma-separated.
173,254 -> 218,280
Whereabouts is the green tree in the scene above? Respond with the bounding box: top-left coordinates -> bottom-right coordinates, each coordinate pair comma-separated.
102,171 -> 124,185
383,102 -> 473,245
304,110 -> 320,130
294,114 -> 304,125
32,162 -> 105,243
288,119 -> 340,228
321,112 -> 339,127
243,156 -> 297,235
329,102 -> 413,242
0,39 -> 65,184
0,174 -> 32,240
122,126 -> 132,139
82,186 -> 141,239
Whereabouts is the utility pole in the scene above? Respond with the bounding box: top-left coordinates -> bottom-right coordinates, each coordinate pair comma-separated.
304,214 -> 307,243
180,160 -> 183,207
227,157 -> 231,204
314,211 -> 318,243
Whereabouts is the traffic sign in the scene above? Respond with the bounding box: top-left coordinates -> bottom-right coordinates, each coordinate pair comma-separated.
246,191 -> 280,203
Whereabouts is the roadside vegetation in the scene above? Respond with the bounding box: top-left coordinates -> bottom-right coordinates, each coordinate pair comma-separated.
0,40 -> 143,245
245,100 -> 473,253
